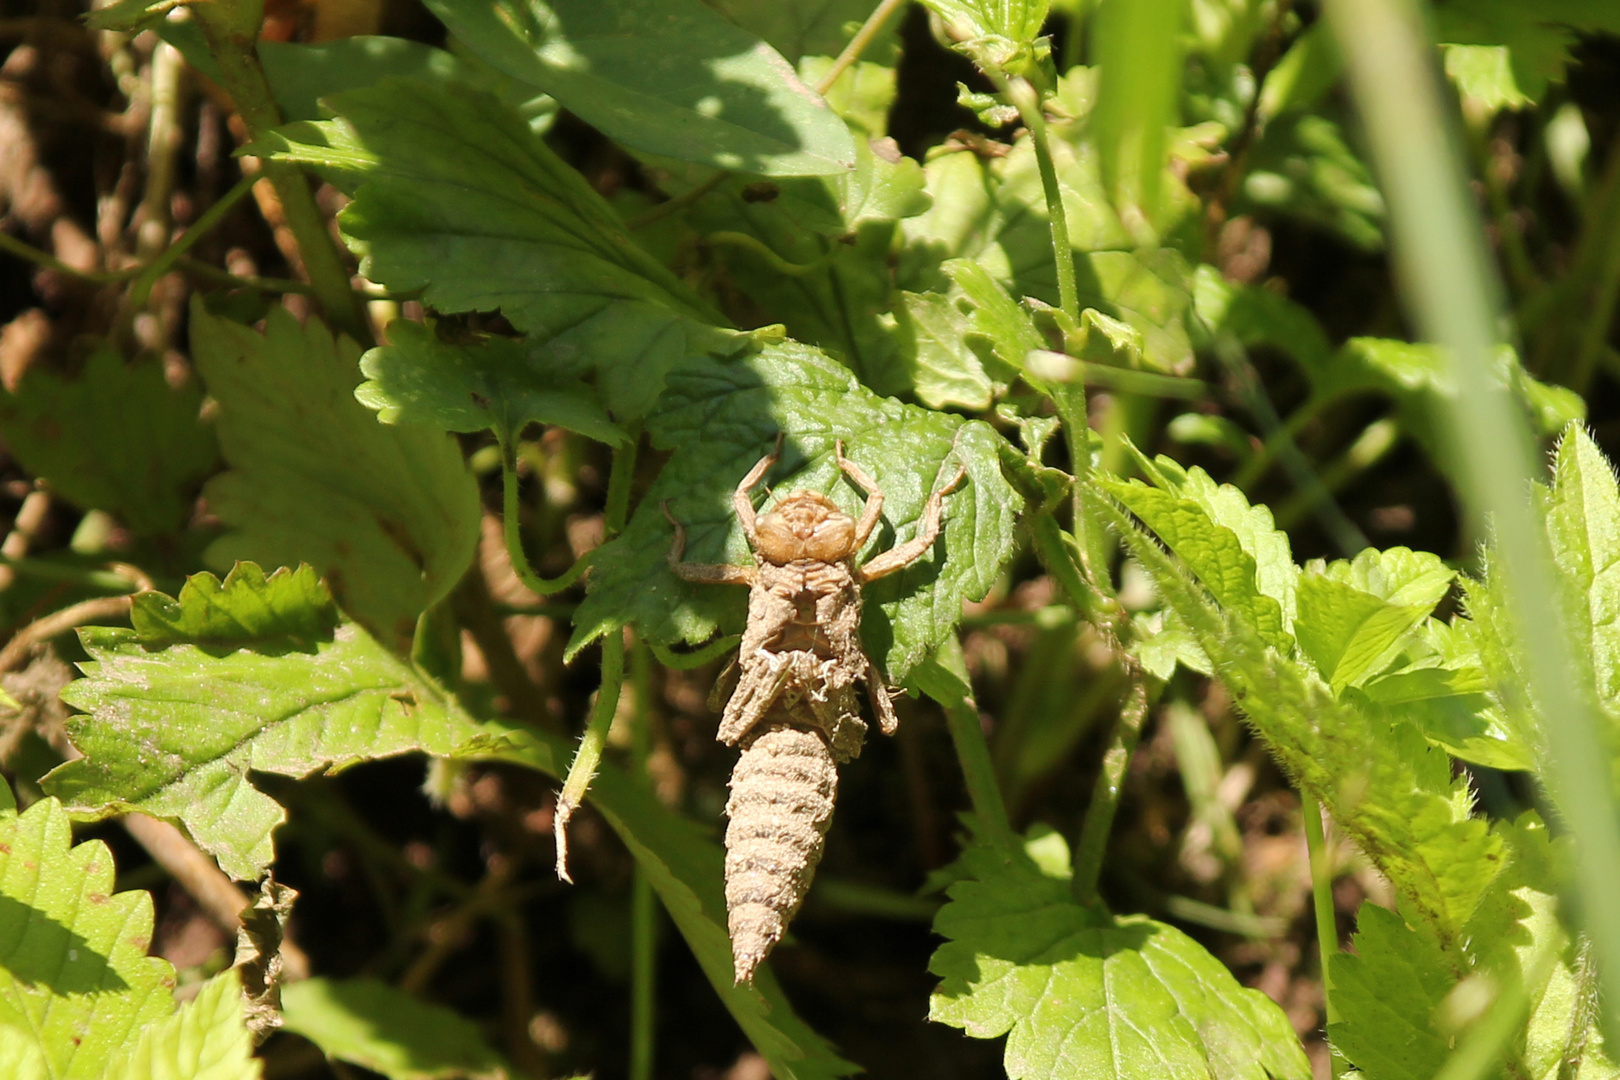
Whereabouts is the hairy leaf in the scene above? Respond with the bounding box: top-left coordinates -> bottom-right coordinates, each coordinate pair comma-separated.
254,79 -> 724,421
108,968 -> 261,1080
893,290 -> 996,410
421,0 -> 857,176
1296,548 -> 1453,691
569,340 -> 1022,684
0,796 -> 175,1079
191,303 -> 479,648
929,820 -> 1308,1080
0,346 -> 216,536
1328,904 -> 1453,1080
280,977 -> 509,1080
356,321 -> 626,446
46,566 -> 495,879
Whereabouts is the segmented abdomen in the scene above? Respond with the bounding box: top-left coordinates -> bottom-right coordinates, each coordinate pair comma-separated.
724,721 -> 838,984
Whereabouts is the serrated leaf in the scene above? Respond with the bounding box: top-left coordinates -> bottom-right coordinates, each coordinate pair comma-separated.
107,968 -> 261,1080
1434,0 -> 1620,107
469,727 -> 857,1079
947,258 -> 1045,379
0,347 -> 217,536
1544,426 -> 1620,710
919,0 -> 1050,72
280,978 -> 509,1080
45,565 -> 496,879
1296,548 -> 1453,691
190,302 -> 479,649
569,340 -> 1022,684
129,563 -> 337,649
421,0 -> 857,176
0,797 -> 176,1079
1327,904 -> 1453,1080
357,321 -> 626,446
893,290 -> 996,409
1102,476 -> 1292,650
928,820 -> 1308,1080
1092,487 -> 1505,952
254,78 -> 724,422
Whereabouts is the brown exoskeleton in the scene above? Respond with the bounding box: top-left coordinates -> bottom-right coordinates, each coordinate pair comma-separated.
664,436 -> 966,982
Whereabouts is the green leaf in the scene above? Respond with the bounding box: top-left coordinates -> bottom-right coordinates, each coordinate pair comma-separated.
1543,426 -> 1620,711
1101,474 -> 1292,650
0,797 -> 176,1079
279,977 -> 509,1080
470,727 -> 858,1079
1434,0 -> 1620,108
106,968 -> 261,1080
129,562 -> 338,648
947,258 -> 1045,379
45,565 -> 497,879
0,346 -> 217,536
255,78 -> 724,421
892,290 -> 997,410
919,0 -> 1051,72
928,820 -> 1309,1080
1190,264 -> 1333,377
1295,548 -> 1454,691
0,1025 -> 48,1080
569,340 -> 1023,685
356,321 -> 626,446
84,0 -> 180,31
1240,111 -> 1385,252
709,0 -> 898,65
1091,0 -> 1184,235
421,0 -> 857,176
1092,488 -> 1505,953
1328,904 -> 1453,1080
190,302 -> 480,648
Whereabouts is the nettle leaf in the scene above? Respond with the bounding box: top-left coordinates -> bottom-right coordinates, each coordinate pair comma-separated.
1101,475 -> 1292,651
357,321 -> 626,447
46,565 -> 496,879
919,0 -> 1051,72
1327,904 -> 1453,1080
1092,488 -> 1504,953
0,346 -> 217,536
472,727 -> 857,1080
191,302 -> 479,649
1434,0 -> 1620,108
421,0 -> 857,176
892,290 -> 997,410
0,795 -> 176,1079
1296,548 -> 1454,692
570,340 -> 1020,684
108,968 -> 261,1080
280,977 -> 509,1080
929,820 -> 1308,1080
254,78 -> 724,421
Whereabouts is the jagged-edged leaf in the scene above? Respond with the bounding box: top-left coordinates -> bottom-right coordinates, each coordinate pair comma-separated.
918,0 -> 1050,72
470,726 -> 857,1080
1543,426 -> 1620,709
356,321 -> 626,446
947,258 -> 1044,379
892,290 -> 996,410
1101,475 -> 1292,650
421,0 -> 857,176
107,968 -> 261,1080
253,79 -> 725,422
1328,904 -> 1453,1080
45,565 -> 496,879
280,977 -> 509,1080
929,820 -> 1308,1080
130,562 -> 336,648
0,346 -> 216,536
1434,0 -> 1620,108
0,797 -> 175,1079
569,340 -> 1022,684
1296,548 -> 1453,691
1091,487 -> 1505,953
191,302 -> 479,649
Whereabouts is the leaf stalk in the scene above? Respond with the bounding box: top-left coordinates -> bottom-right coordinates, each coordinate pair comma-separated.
1070,672 -> 1148,904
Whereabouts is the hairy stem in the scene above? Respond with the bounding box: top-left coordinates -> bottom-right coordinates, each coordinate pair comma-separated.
1302,795 -> 1339,1034
553,633 -> 626,881
1070,673 -> 1147,905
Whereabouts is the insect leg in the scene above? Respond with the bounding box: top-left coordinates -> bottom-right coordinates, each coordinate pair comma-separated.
733,433 -> 784,547
858,461 -> 968,582
662,501 -> 755,585
834,439 -> 886,548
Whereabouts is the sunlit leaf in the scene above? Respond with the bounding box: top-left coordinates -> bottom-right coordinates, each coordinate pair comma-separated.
280,978 -> 509,1080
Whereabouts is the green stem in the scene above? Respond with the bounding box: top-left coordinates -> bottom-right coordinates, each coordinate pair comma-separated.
706,231 -> 841,276
603,434 -> 640,539
1302,795 -> 1339,1030
1028,512 -> 1111,625
0,554 -> 141,593
127,173 -> 257,314
1070,673 -> 1148,905
998,75 -> 1079,322
813,0 -> 908,93
0,230 -> 140,284
628,639 -> 656,1080
501,444 -> 592,596
938,678 -> 1013,840
628,171 -> 730,231
553,631 -> 625,881
189,2 -> 369,343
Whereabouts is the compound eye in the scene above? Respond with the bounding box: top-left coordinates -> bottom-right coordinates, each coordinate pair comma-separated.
753,513 -> 802,564
803,515 -> 856,562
